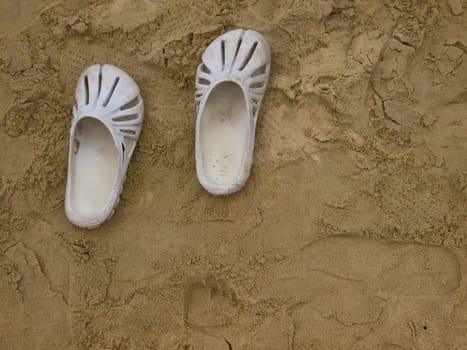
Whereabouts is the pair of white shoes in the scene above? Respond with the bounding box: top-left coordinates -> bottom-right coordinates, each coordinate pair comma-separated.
65,29 -> 271,228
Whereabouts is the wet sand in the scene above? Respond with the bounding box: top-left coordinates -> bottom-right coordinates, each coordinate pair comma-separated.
0,0 -> 466,349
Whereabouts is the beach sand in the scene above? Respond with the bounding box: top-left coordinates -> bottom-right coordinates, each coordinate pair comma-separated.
0,0 -> 466,349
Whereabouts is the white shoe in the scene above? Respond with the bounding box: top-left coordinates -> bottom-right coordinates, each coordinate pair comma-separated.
65,64 -> 144,228
195,29 -> 271,195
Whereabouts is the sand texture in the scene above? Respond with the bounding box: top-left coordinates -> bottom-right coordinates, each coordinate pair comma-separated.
1,0 -> 467,349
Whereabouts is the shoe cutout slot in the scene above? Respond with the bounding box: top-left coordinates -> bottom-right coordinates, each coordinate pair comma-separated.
119,97 -> 140,110
84,76 -> 89,105
69,117 -> 119,219
120,129 -> 136,136
221,40 -> 226,70
200,64 -> 211,74
250,81 -> 264,89
251,64 -> 267,77
232,38 -> 242,66
112,114 -> 138,122
98,69 -> 102,97
198,78 -> 211,86
239,42 -> 258,71
103,77 -> 120,107
199,81 -> 248,186
121,143 -> 126,160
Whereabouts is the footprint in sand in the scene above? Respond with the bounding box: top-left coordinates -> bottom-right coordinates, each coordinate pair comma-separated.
182,274 -> 291,350
180,238 -> 464,350
184,276 -> 239,328
0,243 -> 71,349
182,275 -> 244,349
0,78 -> 33,178
260,236 -> 464,350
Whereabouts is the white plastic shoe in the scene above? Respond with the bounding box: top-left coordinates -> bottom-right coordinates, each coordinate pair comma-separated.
195,29 -> 271,195
65,64 -> 144,228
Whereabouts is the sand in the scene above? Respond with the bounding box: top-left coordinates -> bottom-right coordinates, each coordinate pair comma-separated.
0,0 -> 466,349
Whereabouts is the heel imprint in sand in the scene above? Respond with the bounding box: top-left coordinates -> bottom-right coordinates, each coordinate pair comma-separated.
65,64 -> 144,229
195,29 -> 271,195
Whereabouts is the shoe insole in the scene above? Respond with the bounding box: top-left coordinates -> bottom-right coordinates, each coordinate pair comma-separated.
70,117 -> 119,219
199,81 -> 248,186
